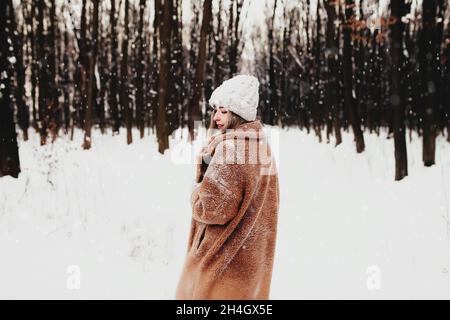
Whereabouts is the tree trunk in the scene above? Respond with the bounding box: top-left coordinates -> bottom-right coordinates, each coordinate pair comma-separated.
97,3 -> 107,135
109,0 -> 120,133
444,20 -> 450,142
69,0 -> 88,131
325,0 -> 342,146
390,0 -> 408,180
150,0 -> 162,131
343,0 -> 365,153
121,0 -> 132,145
173,0 -> 184,129
313,2 -> 322,142
84,0 -> 99,149
420,0 -> 440,166
9,0 -> 30,142
24,2 -> 38,132
188,0 -> 212,141
214,0 -> 224,88
0,0 -> 21,178
62,24 -> 71,135
156,0 -> 172,152
136,0 -> 146,139
48,0 -> 58,141
37,0 -> 50,145
267,0 -> 278,126
228,0 -> 243,76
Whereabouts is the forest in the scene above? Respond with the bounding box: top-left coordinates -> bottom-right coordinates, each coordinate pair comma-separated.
0,0 -> 449,181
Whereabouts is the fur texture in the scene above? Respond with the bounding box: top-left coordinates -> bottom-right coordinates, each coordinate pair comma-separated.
176,120 -> 280,300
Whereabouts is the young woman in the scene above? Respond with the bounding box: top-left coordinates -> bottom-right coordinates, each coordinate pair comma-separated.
176,75 -> 280,300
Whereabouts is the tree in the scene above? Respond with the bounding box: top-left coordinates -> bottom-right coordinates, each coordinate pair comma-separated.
76,0 -> 88,131
343,0 -> 365,153
37,0 -> 52,145
48,0 -> 58,141
213,0 -> 225,89
0,0 -> 21,178
324,0 -> 342,146
188,0 -> 213,141
8,0 -> 30,142
390,0 -> 408,180
228,0 -> 245,76
110,0 -> 120,133
121,0 -> 132,145
312,0 -> 323,142
267,0 -> 278,126
443,17 -> 450,142
419,0 -> 443,166
83,0 -> 99,149
136,0 -> 146,139
155,0 -> 173,152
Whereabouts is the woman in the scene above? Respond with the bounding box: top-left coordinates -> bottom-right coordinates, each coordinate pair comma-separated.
176,75 -> 280,300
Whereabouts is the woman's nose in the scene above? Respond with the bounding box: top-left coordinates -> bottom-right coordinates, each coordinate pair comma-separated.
213,111 -> 219,121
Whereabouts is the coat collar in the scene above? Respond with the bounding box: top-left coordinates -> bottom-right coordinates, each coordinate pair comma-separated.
206,120 -> 265,156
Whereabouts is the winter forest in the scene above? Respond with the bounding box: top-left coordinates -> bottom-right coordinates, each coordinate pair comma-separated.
0,0 -> 448,180
1,0 -> 450,299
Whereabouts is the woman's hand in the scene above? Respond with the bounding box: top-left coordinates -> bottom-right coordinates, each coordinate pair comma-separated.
195,111 -> 218,183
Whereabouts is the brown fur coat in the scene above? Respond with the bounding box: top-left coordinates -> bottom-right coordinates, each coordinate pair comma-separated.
176,120 -> 280,300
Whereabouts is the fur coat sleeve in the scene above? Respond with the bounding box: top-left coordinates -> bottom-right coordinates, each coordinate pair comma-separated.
191,140 -> 244,225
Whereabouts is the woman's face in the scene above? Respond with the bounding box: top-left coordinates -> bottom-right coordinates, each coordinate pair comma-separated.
213,106 -> 231,131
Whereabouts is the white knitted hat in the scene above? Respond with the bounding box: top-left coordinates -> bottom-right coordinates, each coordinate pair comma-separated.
208,74 -> 260,121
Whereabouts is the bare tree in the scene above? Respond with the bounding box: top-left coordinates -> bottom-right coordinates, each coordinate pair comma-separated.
109,0 -> 120,133
136,0 -> 146,139
156,0 -> 172,152
390,0 -> 408,180
121,0 -> 132,144
83,0 -> 99,149
228,0 -> 245,76
267,0 -> 278,126
324,0 -> 342,145
188,0 -> 213,141
343,0 -> 365,152
8,0 -> 30,142
0,0 -> 20,178
419,0 -> 442,166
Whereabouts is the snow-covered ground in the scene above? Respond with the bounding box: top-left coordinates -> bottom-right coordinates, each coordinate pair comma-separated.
1,126 -> 450,299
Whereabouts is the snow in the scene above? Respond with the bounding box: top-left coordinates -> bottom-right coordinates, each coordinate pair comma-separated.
1,126 -> 450,299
